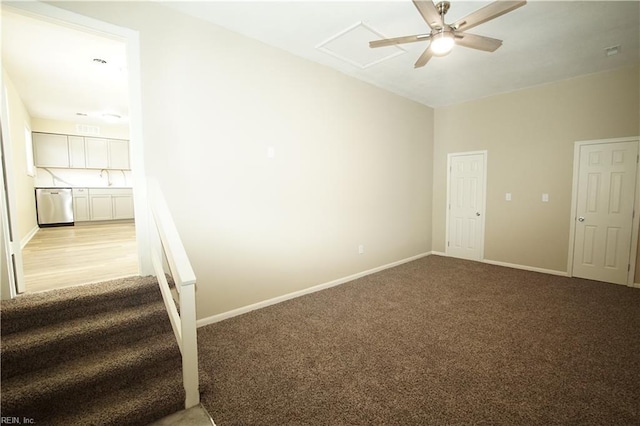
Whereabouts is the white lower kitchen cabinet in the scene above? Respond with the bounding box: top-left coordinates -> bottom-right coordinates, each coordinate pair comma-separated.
89,194 -> 115,221
72,188 -> 90,221
112,194 -> 134,219
72,188 -> 134,221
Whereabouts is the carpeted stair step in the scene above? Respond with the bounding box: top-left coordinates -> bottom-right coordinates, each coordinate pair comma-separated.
1,332 -> 180,419
0,276 -> 161,335
50,362 -> 215,426
0,275 -> 195,425
1,299 -> 172,379
48,357 -> 186,426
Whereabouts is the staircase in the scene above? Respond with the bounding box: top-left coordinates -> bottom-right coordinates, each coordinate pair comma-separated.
0,276 -> 189,425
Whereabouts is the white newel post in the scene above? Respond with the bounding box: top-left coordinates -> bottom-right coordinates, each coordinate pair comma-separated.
181,282 -> 200,408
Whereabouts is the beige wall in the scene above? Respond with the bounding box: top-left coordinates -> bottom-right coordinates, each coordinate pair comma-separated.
31,118 -> 129,140
2,68 -> 37,244
56,2 -> 434,318
433,66 -> 640,276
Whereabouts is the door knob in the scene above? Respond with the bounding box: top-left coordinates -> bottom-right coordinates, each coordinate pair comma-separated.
578,216 -> 585,222
476,212 -> 481,217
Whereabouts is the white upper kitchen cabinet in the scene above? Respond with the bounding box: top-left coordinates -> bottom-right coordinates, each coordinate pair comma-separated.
68,136 -> 86,168
32,132 -> 131,170
109,139 -> 130,170
85,138 -> 110,169
83,137 -> 130,170
33,133 -> 69,168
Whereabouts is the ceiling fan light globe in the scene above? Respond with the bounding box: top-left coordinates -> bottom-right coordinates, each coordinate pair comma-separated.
430,32 -> 455,56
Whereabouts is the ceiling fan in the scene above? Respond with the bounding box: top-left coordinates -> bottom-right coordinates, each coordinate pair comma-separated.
370,0 -> 526,68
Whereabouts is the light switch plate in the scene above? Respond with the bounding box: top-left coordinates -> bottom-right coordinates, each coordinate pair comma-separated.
505,193 -> 512,201
542,193 -> 549,202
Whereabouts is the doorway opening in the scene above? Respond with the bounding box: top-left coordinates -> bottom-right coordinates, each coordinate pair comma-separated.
1,3 -> 148,297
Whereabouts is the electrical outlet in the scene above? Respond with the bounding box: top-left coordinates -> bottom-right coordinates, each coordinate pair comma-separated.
358,244 -> 364,254
267,146 -> 275,158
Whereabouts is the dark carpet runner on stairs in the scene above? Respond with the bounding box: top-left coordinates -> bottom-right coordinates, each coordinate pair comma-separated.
0,276 -> 187,425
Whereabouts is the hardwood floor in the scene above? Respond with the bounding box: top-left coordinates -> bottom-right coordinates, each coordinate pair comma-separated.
22,221 -> 138,293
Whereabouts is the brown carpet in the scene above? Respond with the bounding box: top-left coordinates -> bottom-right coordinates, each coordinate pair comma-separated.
198,255 -> 640,425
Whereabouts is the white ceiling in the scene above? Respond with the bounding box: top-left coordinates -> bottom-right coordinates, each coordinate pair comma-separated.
1,8 -> 129,126
1,1 -> 638,129
164,0 -> 639,107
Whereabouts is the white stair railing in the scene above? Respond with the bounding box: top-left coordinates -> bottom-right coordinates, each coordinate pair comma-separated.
148,181 -> 199,408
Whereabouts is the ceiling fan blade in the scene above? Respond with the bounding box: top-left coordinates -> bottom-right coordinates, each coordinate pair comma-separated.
369,34 -> 431,48
414,45 -> 434,68
412,0 -> 443,29
453,0 -> 526,32
455,32 -> 503,52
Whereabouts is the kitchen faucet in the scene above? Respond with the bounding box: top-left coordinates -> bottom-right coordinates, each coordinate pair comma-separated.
99,169 -> 113,186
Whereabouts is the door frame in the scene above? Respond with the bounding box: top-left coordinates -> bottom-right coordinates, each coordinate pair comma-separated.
445,150 -> 488,261
2,2 -> 153,297
0,107 -> 24,298
567,136 -> 640,286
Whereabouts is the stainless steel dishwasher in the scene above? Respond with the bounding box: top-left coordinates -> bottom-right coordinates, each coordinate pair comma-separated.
35,188 -> 74,227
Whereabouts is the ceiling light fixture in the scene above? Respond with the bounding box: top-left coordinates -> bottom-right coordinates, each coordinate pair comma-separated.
430,30 -> 455,56
101,113 -> 121,123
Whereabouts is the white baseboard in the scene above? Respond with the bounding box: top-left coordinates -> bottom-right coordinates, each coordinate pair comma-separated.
480,258 -> 568,277
433,251 -> 568,277
197,251 -> 432,328
484,258 -> 638,288
21,226 -> 39,249
431,251 -> 569,277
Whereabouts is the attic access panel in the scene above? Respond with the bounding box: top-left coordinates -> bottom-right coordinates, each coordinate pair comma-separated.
316,21 -> 406,69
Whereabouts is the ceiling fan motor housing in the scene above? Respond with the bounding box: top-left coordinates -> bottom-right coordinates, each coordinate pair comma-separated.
435,1 -> 451,21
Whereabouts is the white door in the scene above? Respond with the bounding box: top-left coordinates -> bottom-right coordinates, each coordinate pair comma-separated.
572,140 -> 638,285
447,152 -> 486,261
